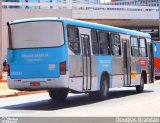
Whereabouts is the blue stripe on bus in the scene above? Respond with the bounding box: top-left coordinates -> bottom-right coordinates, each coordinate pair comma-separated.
97,56 -> 112,88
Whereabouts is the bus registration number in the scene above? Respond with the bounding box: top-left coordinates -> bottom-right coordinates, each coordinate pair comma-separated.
30,82 -> 40,86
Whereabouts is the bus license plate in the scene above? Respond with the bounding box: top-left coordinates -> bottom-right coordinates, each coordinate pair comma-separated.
30,82 -> 40,86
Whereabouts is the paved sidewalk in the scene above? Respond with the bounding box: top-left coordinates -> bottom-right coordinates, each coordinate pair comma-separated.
0,73 -> 46,98
0,73 -> 18,97
0,82 -> 19,98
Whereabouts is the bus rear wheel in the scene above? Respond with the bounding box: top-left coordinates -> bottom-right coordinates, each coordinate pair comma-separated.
48,89 -> 68,101
136,76 -> 144,93
89,76 -> 109,100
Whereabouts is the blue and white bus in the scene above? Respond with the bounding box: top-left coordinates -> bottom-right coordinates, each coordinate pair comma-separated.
152,41 -> 160,79
7,18 -> 154,100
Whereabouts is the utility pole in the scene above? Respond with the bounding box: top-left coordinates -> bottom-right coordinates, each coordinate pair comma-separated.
0,1 -> 2,79
39,0 -> 40,9
50,0 -> 52,9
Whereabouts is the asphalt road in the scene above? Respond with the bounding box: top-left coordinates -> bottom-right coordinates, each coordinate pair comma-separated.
1,82 -> 160,117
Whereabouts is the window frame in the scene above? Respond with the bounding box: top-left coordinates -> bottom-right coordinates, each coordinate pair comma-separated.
110,33 -> 121,56
139,38 -> 148,57
130,36 -> 139,57
91,29 -> 99,55
67,26 -> 81,55
98,31 -> 111,56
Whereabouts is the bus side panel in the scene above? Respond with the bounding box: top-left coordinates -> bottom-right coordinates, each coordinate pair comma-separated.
69,55 -> 99,92
90,55 -> 98,91
130,57 -> 141,85
141,57 -> 149,83
97,56 -> 112,90
68,55 -> 83,92
130,57 -> 148,86
112,56 -> 124,88
154,57 -> 160,77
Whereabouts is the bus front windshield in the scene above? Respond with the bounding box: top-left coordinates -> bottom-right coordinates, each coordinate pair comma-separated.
9,21 -> 64,49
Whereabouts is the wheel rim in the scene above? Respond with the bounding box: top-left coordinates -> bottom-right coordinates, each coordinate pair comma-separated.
102,79 -> 108,97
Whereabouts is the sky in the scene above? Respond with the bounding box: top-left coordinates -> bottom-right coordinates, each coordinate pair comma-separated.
101,0 -> 111,3
105,0 -> 111,2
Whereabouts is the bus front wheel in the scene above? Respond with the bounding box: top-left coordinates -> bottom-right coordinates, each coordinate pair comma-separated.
48,89 -> 68,101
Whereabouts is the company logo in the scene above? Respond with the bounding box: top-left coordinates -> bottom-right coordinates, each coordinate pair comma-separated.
140,59 -> 146,67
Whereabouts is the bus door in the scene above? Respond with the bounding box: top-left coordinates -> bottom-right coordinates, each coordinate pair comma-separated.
122,39 -> 131,85
148,42 -> 154,83
81,34 -> 91,91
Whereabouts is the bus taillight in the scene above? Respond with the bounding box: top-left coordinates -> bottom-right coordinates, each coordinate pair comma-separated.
6,64 -> 10,76
60,61 -> 66,75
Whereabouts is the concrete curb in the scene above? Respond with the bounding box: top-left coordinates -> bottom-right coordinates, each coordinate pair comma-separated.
154,81 -> 160,84
0,92 -> 18,98
0,79 -> 7,82
0,90 -> 47,98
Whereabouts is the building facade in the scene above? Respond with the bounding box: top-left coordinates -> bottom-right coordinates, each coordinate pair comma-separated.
111,0 -> 123,2
3,0 -> 100,4
109,0 -> 159,6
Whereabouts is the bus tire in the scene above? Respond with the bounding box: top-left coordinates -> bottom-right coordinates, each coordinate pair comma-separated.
136,75 -> 144,93
89,75 -> 109,100
48,89 -> 68,101
89,91 -> 98,99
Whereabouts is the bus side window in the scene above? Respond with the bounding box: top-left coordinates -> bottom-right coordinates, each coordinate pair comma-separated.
98,31 -> 110,55
139,38 -> 148,57
91,30 -> 99,55
67,27 -> 80,54
111,33 -> 121,56
130,37 -> 139,57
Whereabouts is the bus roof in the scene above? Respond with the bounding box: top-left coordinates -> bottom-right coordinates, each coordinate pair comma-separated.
8,17 -> 151,39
